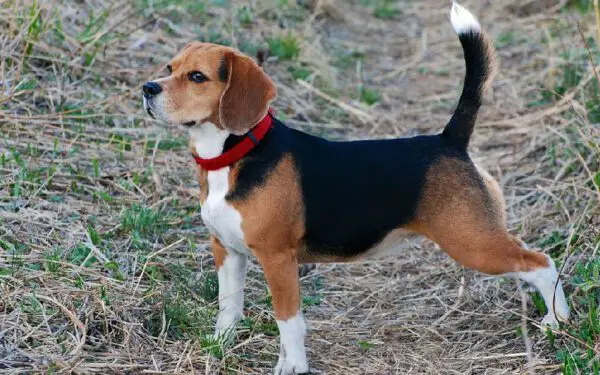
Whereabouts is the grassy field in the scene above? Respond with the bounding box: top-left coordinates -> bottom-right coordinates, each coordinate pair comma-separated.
0,0 -> 599,374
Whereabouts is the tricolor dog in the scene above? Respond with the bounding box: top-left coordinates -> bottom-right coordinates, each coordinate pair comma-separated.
143,3 -> 570,374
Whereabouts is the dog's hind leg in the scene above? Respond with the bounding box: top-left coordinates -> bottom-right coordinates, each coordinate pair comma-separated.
415,157 -> 570,327
429,229 -> 570,327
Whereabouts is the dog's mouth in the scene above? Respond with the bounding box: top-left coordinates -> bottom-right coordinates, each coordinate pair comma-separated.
144,97 -> 156,119
144,100 -> 196,127
146,106 -> 156,119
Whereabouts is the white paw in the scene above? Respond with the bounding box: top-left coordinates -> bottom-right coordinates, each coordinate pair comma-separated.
522,283 -> 536,293
540,303 -> 571,330
274,352 -> 309,375
213,309 -> 242,343
553,302 -> 571,322
212,327 -> 235,344
274,312 -> 308,374
541,313 -> 560,329
544,294 -> 571,326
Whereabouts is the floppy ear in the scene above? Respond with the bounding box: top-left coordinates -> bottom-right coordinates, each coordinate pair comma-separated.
219,51 -> 277,135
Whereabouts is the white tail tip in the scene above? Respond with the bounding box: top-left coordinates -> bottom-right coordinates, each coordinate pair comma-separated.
450,2 -> 481,34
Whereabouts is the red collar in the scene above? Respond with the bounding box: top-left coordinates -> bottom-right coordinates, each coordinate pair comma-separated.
192,112 -> 273,171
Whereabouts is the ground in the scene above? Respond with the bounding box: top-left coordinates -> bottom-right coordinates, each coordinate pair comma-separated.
0,0 -> 599,374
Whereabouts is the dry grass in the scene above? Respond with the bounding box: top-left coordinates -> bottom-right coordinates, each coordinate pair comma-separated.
1,0 -> 599,374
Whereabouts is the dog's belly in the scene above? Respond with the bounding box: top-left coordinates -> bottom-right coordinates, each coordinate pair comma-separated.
201,168 -> 249,255
358,228 -> 423,260
300,228 -> 423,263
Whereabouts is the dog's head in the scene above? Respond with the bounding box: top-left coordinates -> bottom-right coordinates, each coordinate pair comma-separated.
143,42 -> 277,135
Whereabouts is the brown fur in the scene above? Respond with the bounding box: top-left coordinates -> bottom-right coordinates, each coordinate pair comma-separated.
231,154 -> 304,320
161,41 -> 549,325
219,50 -> 277,134
155,42 -> 276,134
479,31 -> 498,96
474,162 -> 506,225
410,157 -> 549,274
164,42 -> 296,318
211,236 -> 227,270
257,250 -> 301,320
153,43 -> 228,126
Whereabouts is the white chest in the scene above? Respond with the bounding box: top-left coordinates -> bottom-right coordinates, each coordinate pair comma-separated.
200,169 -> 248,253
190,123 -> 249,254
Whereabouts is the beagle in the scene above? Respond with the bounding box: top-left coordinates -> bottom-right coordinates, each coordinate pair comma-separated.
143,3 -> 570,374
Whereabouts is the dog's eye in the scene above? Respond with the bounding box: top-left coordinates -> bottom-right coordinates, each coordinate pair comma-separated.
166,64 -> 172,74
189,71 -> 208,83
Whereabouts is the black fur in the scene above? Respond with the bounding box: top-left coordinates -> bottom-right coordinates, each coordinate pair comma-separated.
224,127 -> 285,202
221,25 -> 492,258
289,124 -> 467,257
224,118 -> 471,258
442,29 -> 492,149
218,57 -> 228,82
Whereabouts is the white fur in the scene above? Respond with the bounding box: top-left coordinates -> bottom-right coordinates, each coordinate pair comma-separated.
214,250 -> 248,339
190,123 -> 252,339
509,253 -> 570,328
274,312 -> 308,375
143,85 -> 169,123
191,123 -> 250,255
450,2 -> 481,34
189,123 -> 230,159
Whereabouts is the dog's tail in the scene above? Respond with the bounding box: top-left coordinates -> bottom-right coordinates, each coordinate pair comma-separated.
442,2 -> 496,149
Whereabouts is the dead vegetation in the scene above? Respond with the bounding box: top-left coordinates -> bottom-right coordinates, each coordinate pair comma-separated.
0,0 -> 599,374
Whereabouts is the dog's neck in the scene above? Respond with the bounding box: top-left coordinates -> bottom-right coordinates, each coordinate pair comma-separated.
189,122 -> 230,159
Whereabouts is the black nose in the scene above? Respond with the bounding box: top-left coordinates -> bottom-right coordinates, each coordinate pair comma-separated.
143,82 -> 162,98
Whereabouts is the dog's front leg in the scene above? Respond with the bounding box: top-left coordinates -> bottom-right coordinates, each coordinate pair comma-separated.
212,236 -> 248,341
258,250 -> 308,375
